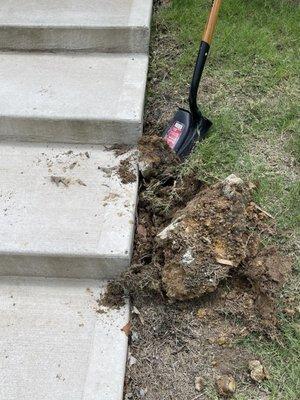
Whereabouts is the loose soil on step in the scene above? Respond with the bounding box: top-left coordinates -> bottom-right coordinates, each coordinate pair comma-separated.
99,136 -> 292,400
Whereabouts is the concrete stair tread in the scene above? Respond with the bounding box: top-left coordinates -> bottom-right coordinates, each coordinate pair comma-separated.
0,276 -> 129,400
0,0 -> 153,52
0,142 -> 137,278
0,52 -> 148,145
0,0 -> 151,27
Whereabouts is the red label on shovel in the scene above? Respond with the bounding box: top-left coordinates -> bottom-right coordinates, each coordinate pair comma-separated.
165,121 -> 184,149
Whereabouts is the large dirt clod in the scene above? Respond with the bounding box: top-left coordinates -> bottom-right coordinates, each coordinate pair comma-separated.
157,175 -> 251,300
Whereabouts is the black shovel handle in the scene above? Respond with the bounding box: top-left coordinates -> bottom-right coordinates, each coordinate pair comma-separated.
189,0 -> 223,122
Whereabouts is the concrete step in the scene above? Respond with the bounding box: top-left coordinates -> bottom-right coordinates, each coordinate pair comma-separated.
0,51 -> 148,145
0,142 -> 138,279
0,0 -> 153,53
0,276 -> 129,400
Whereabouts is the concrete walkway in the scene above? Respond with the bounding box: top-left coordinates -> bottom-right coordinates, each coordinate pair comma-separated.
0,1 -> 152,398
0,277 -> 129,400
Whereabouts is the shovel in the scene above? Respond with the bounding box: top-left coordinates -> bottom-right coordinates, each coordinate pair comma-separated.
163,0 -> 223,158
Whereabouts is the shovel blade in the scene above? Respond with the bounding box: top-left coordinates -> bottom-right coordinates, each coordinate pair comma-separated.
163,108 -> 192,154
163,108 -> 212,158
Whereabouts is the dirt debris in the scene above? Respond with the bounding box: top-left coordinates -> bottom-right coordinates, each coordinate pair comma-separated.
216,375 -> 236,397
194,376 -> 205,392
117,158 -> 137,184
138,136 -> 202,220
50,176 -> 71,187
99,135 -> 293,399
98,166 -> 117,178
138,135 -> 179,179
105,143 -> 133,157
248,360 -> 270,383
97,281 -> 125,311
50,176 -> 87,188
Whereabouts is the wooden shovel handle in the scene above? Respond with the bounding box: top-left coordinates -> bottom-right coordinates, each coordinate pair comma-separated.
202,0 -> 223,45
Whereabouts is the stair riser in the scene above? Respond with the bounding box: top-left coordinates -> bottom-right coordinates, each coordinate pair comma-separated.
0,117 -> 142,145
0,26 -> 150,53
0,255 -> 129,279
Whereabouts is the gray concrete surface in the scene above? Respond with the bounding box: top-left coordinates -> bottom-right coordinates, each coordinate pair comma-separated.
0,277 -> 129,400
0,52 -> 148,145
0,0 -> 153,52
0,0 -> 154,397
0,142 -> 138,279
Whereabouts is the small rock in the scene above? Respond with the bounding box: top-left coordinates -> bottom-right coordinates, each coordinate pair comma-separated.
195,376 -> 205,392
216,375 -> 236,397
248,360 -> 269,382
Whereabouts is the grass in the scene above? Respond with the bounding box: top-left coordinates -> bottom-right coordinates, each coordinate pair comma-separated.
147,0 -> 300,398
240,315 -> 300,400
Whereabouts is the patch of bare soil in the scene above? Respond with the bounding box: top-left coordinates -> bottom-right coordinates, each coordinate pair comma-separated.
98,136 -> 293,399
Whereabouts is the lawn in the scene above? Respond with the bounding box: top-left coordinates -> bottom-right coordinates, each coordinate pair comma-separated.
145,0 -> 299,398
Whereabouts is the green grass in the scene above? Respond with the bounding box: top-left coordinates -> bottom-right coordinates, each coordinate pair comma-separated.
148,0 -> 300,398
240,316 -> 300,400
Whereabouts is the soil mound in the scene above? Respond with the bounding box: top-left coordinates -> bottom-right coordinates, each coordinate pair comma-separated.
100,136 -> 292,399
104,136 -> 291,334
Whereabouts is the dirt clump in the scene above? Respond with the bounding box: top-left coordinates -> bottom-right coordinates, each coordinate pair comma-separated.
216,374 -> 236,397
138,135 -> 179,179
244,246 -> 291,297
157,174 -> 251,300
117,158 -> 137,184
97,281 -> 125,311
248,360 -> 270,383
138,135 -> 202,220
